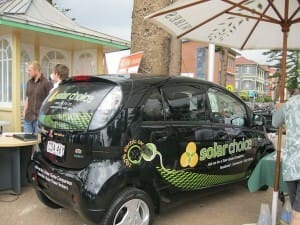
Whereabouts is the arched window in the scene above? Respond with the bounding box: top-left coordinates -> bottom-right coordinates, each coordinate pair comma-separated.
0,39 -> 12,105
41,50 -> 67,78
20,50 -> 31,104
74,51 -> 96,75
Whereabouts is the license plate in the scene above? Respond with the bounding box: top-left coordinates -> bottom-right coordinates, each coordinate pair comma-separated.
47,141 -> 65,157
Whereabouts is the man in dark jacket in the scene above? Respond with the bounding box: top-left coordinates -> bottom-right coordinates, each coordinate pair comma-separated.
23,60 -> 52,133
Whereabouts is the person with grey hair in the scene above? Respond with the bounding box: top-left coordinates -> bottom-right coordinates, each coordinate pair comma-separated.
272,85 -> 300,225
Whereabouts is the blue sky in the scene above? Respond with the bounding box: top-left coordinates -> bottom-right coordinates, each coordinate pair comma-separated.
53,0 -> 270,65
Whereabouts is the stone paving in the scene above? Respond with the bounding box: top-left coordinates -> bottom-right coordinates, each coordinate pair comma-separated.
0,183 -> 279,225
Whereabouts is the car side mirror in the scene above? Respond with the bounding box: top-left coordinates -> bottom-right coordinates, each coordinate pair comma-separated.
253,114 -> 265,126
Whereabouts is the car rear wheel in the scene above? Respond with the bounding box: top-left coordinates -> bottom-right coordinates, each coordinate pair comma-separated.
35,190 -> 62,209
101,187 -> 154,225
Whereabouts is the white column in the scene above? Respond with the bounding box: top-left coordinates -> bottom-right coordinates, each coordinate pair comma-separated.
208,44 -> 215,82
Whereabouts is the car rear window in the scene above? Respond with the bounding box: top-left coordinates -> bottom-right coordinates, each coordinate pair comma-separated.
39,82 -> 113,130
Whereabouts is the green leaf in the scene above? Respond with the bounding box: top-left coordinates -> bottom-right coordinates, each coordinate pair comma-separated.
257,3 -> 263,10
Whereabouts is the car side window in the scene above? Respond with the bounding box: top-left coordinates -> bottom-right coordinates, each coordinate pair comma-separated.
208,88 -> 247,126
162,85 -> 208,121
142,89 -> 165,121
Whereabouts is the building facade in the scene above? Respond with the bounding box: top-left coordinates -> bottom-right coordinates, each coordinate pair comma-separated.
235,57 -> 270,100
181,41 -> 239,90
266,67 -> 278,100
0,0 -> 130,132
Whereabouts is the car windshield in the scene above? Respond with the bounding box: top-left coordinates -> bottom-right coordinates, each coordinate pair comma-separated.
39,82 -> 113,130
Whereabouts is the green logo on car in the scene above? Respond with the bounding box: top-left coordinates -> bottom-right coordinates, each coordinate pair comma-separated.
199,139 -> 252,161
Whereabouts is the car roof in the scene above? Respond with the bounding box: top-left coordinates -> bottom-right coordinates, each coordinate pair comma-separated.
95,74 -> 223,89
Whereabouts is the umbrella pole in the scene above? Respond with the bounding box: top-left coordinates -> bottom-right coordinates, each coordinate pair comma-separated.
272,3 -> 289,222
272,126 -> 283,225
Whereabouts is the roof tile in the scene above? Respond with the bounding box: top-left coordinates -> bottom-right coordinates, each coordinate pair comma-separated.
0,0 -> 130,49
235,56 -> 258,65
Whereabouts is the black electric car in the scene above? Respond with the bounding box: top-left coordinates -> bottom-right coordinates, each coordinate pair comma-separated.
28,75 -> 274,225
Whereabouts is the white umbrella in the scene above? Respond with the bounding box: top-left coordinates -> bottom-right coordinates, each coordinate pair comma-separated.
147,1 -> 300,224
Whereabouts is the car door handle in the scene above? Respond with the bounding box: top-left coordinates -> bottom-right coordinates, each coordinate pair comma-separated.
151,131 -> 168,142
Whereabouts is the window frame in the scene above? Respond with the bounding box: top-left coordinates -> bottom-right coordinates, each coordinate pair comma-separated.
207,87 -> 249,127
74,51 -> 97,75
161,84 -> 210,122
41,50 -> 66,78
141,88 -> 166,122
0,38 -> 12,108
20,49 -> 31,105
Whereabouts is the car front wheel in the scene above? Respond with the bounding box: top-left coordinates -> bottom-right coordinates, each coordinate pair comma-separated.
101,187 -> 154,225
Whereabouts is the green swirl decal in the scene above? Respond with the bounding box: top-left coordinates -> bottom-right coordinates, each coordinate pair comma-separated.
156,167 -> 249,190
123,141 -> 249,190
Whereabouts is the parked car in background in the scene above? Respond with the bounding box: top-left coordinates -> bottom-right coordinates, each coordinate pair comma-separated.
28,75 -> 274,225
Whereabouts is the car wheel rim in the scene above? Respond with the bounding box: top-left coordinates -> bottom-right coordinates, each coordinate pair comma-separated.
113,198 -> 150,225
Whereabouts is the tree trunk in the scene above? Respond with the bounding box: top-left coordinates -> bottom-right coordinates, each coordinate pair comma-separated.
220,47 -> 229,87
168,0 -> 182,76
168,36 -> 182,76
131,0 -> 181,75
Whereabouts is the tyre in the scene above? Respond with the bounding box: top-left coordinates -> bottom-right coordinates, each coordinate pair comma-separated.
35,190 -> 62,209
101,187 -> 154,225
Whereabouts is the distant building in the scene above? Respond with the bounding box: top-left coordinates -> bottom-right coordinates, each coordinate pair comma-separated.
0,0 -> 130,132
266,67 -> 278,100
181,41 -> 239,90
235,57 -> 270,99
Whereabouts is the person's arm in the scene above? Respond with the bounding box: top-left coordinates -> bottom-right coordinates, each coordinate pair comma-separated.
272,104 -> 285,128
23,96 -> 28,118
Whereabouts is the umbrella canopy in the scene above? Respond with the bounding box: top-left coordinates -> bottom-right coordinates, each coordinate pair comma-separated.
147,1 -> 300,225
146,0 -> 300,102
146,0 -> 300,50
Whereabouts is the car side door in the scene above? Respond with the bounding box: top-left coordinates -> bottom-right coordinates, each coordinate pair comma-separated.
206,87 -> 257,177
137,87 -> 179,170
161,84 -> 214,174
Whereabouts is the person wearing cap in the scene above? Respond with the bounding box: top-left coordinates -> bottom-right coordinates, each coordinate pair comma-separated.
272,85 -> 300,225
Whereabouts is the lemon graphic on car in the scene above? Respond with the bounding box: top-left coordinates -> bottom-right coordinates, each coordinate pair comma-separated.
180,142 -> 199,168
